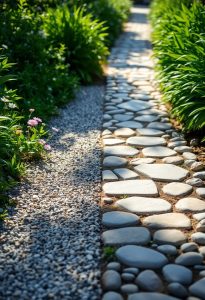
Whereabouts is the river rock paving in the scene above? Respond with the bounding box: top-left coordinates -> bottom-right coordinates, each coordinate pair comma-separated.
101,6 -> 205,299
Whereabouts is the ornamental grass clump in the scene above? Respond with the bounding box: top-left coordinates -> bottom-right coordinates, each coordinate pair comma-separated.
150,0 -> 205,139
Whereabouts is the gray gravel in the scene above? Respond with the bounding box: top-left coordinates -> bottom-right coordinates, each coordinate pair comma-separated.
0,86 -> 104,300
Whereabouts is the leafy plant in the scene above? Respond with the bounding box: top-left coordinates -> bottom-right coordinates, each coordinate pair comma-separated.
103,246 -> 116,261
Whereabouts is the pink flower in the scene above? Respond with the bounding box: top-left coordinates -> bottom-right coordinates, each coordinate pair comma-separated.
27,119 -> 38,126
38,139 -> 46,145
44,144 -> 51,151
52,127 -> 59,132
33,117 -> 42,123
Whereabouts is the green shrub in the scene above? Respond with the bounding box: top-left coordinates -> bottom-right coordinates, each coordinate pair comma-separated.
150,0 -> 205,138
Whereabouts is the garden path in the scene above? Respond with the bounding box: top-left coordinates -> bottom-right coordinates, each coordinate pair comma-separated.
101,6 -> 205,300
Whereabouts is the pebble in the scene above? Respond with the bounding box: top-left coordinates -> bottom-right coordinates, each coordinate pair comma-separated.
102,211 -> 140,228
162,156 -> 184,165
104,146 -> 139,157
130,158 -> 155,165
186,178 -> 204,187
102,292 -> 123,300
199,270 -> 205,277
116,121 -> 143,129
121,284 -> 139,294
193,171 -> 205,180
121,273 -> 135,282
162,182 -> 192,197
102,170 -> 118,182
175,252 -> 203,266
106,262 -> 121,272
193,212 -> 205,221
181,242 -> 198,253
118,100 -> 152,112
143,213 -> 191,229
190,162 -> 204,172
102,270 -> 122,291
113,168 -> 139,180
136,128 -> 164,137
175,197 -> 205,213
162,264 -> 193,285
196,188 -> 205,198
128,293 -> 178,300
114,114 -> 133,122
199,246 -> 205,256
103,197 -> 114,204
127,136 -> 166,147
167,283 -> 188,298
153,229 -> 187,246
123,268 -> 139,275
196,219 -> 205,232
183,152 -> 197,160
103,156 -> 128,168
142,146 -> 177,158
191,232 -> 205,245
157,245 -> 177,255
174,146 -> 192,153
189,278 -> 205,299
147,122 -> 172,130
103,138 -> 125,146
114,127 -> 135,137
136,270 -> 163,292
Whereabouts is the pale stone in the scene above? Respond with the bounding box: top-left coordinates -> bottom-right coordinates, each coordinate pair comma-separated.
142,146 -> 176,158
102,129 -> 112,136
147,122 -> 172,130
193,212 -> 205,221
134,115 -> 159,123
153,229 -> 187,246
104,146 -> 139,157
190,162 -> 204,172
102,170 -> 118,182
162,182 -> 192,197
116,121 -> 143,129
162,264 -> 192,285
114,168 -> 139,180
186,178 -> 204,187
114,128 -> 135,138
127,136 -> 166,147
116,245 -> 168,269
135,164 -> 189,182
103,180 -> 158,196
175,197 -> 205,213
193,171 -> 205,180
116,196 -> 171,215
174,146 -> 192,153
191,232 -> 205,245
183,152 -> 197,160
162,156 -> 184,165
118,100 -> 152,112
143,213 -> 191,229
168,141 -> 187,148
131,158 -> 155,165
196,188 -> 205,198
102,211 -> 140,228
103,138 -> 125,146
103,156 -> 128,168
136,128 -> 164,137
102,227 -> 151,246
196,219 -> 205,232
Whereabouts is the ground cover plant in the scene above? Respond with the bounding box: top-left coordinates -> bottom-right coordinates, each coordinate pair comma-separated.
150,0 -> 205,140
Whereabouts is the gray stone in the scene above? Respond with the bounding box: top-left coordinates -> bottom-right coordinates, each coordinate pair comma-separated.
114,128 -> 135,137
103,129 -> 112,136
136,128 -> 164,137
168,283 -> 188,298
153,229 -> 187,246
186,178 -> 204,187
134,115 -> 159,123
147,122 -> 172,130
118,100 -> 152,112
135,164 -> 189,182
157,245 -> 177,255
190,162 -> 204,172
106,262 -> 121,271
103,197 -> 114,204
189,278 -> 205,299
191,232 -> 205,245
102,211 -> 140,228
196,219 -> 205,232
183,152 -> 197,160
193,171 -> 205,179
102,270 -> 122,291
175,252 -> 203,266
121,273 -> 135,282
199,270 -> 205,277
142,146 -> 176,158
123,268 -> 139,275
103,156 -> 127,168
114,168 -> 139,180
116,196 -> 171,215
103,180 -> 158,197
102,170 -> 118,182
116,245 -> 168,269
184,159 -> 196,168
175,197 -> 205,213
162,156 -> 184,165
114,114 -> 133,122
103,138 -> 125,146
193,212 -> 205,221
121,284 -> 139,294
102,292 -> 123,300
127,136 -> 166,147
128,293 -> 178,300
196,188 -> 205,198
104,146 -> 139,157
116,121 -> 143,129
174,146 -> 192,153
162,264 -> 193,285
143,213 -> 191,229
168,141 -> 187,148
181,243 -> 198,253
136,270 -> 163,292
131,158 -> 155,165
162,182 -> 192,197
102,227 -> 151,246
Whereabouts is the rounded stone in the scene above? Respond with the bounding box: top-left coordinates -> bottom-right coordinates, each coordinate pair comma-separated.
143,213 -> 191,229
196,219 -> 205,232
121,273 -> 135,282
118,100 -> 152,112
153,229 -> 187,246
128,292 -> 178,300
114,114 -> 133,122
102,292 -> 123,300
189,278 -> 205,299
186,178 -> 204,187
193,212 -> 205,221
175,252 -> 203,266
162,182 -> 192,197
174,146 -> 192,153
113,168 -> 139,180
162,156 -> 184,165
114,127 -> 135,137
131,158 -> 155,165
180,242 -> 198,253
196,188 -> 205,198
191,232 -> 205,245
104,146 -> 139,157
147,122 -> 172,130
162,264 -> 193,285
134,115 -> 159,123
190,162 -> 204,172
116,245 -> 168,269
102,227 -> 151,246
142,147 -> 176,158
199,270 -> 205,277
157,245 -> 177,256
123,268 -> 139,275
199,246 -> 205,256
121,284 -> 139,294
102,211 -> 140,228
106,262 -> 121,271
103,156 -> 128,168
193,171 -> 205,180
175,197 -> 205,213
103,138 -> 125,146
183,152 -> 197,160
168,283 -> 188,298
116,121 -> 143,129
136,270 -> 163,292
136,128 -> 164,137
102,270 -> 122,291
127,136 -> 166,148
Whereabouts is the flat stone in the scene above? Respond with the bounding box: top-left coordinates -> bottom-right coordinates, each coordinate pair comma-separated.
174,146 -> 192,153
134,115 -> 159,123
147,122 -> 172,130
136,270 -> 163,292
103,197 -> 114,204
168,283 -> 188,298
142,147 -> 177,158
106,262 -> 121,271
128,293 -> 179,300
153,229 -> 187,246
116,121 -> 143,129
102,292 -> 123,300
103,138 -> 125,146
143,213 -> 191,229
191,232 -> 205,245
113,114 -> 133,121
103,156 -> 128,168
183,152 -> 197,160
116,196 -> 171,215
127,136 -> 166,147
102,227 -> 151,246
193,171 -> 205,180
131,158 -> 155,165
137,128 -> 164,137
184,160 -> 196,168
102,170 -> 118,182
175,252 -> 203,266
102,270 -> 122,291
196,188 -> 205,198
123,268 -> 139,275
193,212 -> 205,221
186,178 -> 204,187
196,219 -> 205,232
162,182 -> 193,197
118,100 -> 152,112
116,245 -> 168,269
190,162 -> 204,172
157,245 -> 177,255
103,180 -> 158,196
189,278 -> 205,299
135,164 -> 189,182
162,264 -> 193,285
114,168 -> 139,180
114,128 -> 135,137
104,146 -> 139,157
175,197 -> 205,213
168,141 -> 187,148
102,211 -> 140,228
162,156 -> 184,165
121,284 -> 139,294
103,129 -> 112,136
181,243 -> 198,253
121,273 -> 135,282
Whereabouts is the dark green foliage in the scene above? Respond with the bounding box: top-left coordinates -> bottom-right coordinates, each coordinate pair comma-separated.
150,0 -> 205,139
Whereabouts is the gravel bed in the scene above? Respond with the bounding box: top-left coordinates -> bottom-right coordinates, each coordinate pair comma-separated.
0,85 -> 104,300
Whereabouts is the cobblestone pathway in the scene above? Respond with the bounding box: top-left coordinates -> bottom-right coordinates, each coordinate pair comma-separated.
101,7 -> 205,300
